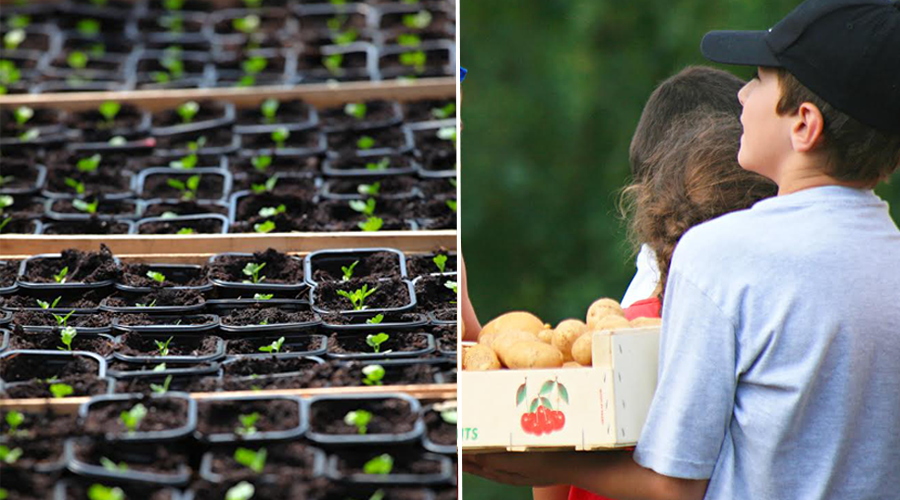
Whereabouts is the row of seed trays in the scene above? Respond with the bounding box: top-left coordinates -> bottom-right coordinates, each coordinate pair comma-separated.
0,244 -> 458,499
0,0 -> 455,93
0,93 -> 457,236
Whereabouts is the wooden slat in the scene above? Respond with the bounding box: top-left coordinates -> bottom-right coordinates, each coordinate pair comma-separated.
0,383 -> 457,413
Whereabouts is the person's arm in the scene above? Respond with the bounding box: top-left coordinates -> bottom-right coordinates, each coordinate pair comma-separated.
533,485 -> 570,500
460,253 -> 481,340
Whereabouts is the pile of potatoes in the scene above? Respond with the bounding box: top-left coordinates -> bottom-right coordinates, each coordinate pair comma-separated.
463,298 -> 660,371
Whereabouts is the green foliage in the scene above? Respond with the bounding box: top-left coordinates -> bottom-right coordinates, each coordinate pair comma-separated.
357,182 -> 380,197
336,284 -> 378,311
446,199 -> 457,212
361,364 -> 384,386
88,484 -> 125,500
343,409 -> 372,434
254,220 -> 276,233
344,102 -> 367,120
64,177 -> 86,195
356,135 -> 375,150
323,53 -> 344,75
258,336 -> 285,353
251,175 -> 278,194
49,383 -> 73,399
52,310 -> 75,327
402,11 -> 432,29
0,60 -> 22,93
399,50 -> 426,72
349,198 -> 376,216
77,19 -> 101,36
67,51 -> 89,70
150,375 -> 173,395
341,260 -> 359,281
100,456 -> 128,472
136,299 -> 158,308
440,408 -> 458,425
120,403 -> 148,433
431,102 -> 456,120
363,453 -> 393,475
0,445 -> 22,464
177,101 -> 199,123
164,0 -> 185,10
155,336 -> 174,356
358,216 -> 383,232
398,33 -> 421,47
147,271 -> 167,283
58,326 -> 77,351
226,482 -> 255,500
252,155 -> 272,172
37,296 -> 62,310
433,254 -> 448,274
2,28 -> 23,51
233,14 -> 261,34
242,262 -> 266,284
177,227 -> 195,235
98,101 -> 120,122
4,411 -> 24,436
254,293 -> 273,300
260,98 -> 279,123
236,412 -> 260,436
366,314 -> 384,324
13,106 -> 33,126
234,447 -> 266,473
77,154 -> 102,173
271,127 -> 290,148
365,332 -> 389,353
258,204 -> 286,218
333,29 -> 358,45
167,174 -> 201,201
366,158 -> 390,171
73,198 -> 98,215
53,266 -> 69,283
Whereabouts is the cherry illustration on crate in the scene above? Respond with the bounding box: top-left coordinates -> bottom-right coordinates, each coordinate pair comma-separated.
516,377 -> 569,436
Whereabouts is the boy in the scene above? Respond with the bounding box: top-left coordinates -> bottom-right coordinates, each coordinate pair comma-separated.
464,1 -> 900,498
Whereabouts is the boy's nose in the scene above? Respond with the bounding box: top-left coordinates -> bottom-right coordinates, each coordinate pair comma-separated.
737,83 -> 750,106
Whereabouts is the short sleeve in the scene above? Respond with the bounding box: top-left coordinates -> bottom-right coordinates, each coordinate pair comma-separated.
633,267 -> 737,480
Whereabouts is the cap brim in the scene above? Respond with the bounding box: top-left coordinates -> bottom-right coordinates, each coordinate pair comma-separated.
701,30 -> 781,67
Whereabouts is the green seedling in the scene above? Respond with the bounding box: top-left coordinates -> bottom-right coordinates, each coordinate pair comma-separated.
254,293 -> 273,300
58,326 -> 77,351
3,29 -> 24,50
234,447 -> 267,473
100,456 -> 128,472
73,198 -> 99,215
155,336 -> 174,356
147,271 -> 166,283
0,445 -> 22,464
437,126 -> 457,144
260,98 -> 279,123
402,10 -> 432,29
233,14 -> 261,34
64,177 -> 86,195
167,174 -> 201,201
0,217 -> 10,234
77,19 -> 101,36
0,487 -> 6,500
258,336 -> 284,353
431,102 -> 455,120
349,198 -> 376,216
446,199 -> 457,212
445,280 -> 457,304
87,484 -> 125,500
169,150 -> 197,169
366,332 -> 389,353
77,154 -> 102,173
164,0 -> 185,10
135,298 -> 158,308
108,136 -> 127,146
271,127 -> 290,149
67,51 -> 89,70
153,363 -> 167,372
357,182 -> 380,197
98,101 -> 120,123
240,56 -> 268,87
343,409 -> 371,435
177,227 -> 195,235
397,33 -> 421,47
251,155 -> 272,173
365,157 -> 390,171
362,364 -> 385,386
336,284 -> 378,311
159,13 -> 184,33
366,314 -> 384,325
150,375 -> 173,395
13,105 -> 33,126
53,266 -> 69,283
4,411 -> 24,436
17,126 -> 39,141
259,319 -> 269,326
323,53 -> 343,75
258,204 -> 286,218
344,102 -> 367,120
89,0 -> 108,7
341,260 -> 359,281
236,412 -> 260,436
49,383 -> 73,399
37,296 -> 62,310
120,403 -> 148,434
0,60 -> 22,95
242,0 -> 262,8
52,310 -> 75,327
8,14 -> 31,29
0,176 -> 15,188
226,481 -> 255,500
358,216 -> 383,232
242,262 -> 266,284
254,220 -> 276,233
356,135 -> 375,150
449,178 -> 457,188
363,453 -> 394,475
332,28 -> 358,45
177,101 -> 199,123
251,175 -> 278,194
440,408 -> 458,425
433,254 -> 448,274
0,195 -> 12,213
399,50 -> 426,73
326,14 -> 348,31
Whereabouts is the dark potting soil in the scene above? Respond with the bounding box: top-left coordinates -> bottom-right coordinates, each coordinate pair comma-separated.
320,312 -> 423,326
0,409 -> 79,439
233,174 -> 318,199
72,440 -> 189,475
142,200 -> 229,217
312,251 -> 404,283
315,278 -> 411,312
0,292 -> 104,310
419,177 -> 457,197
43,219 -> 132,235
120,264 -> 210,288
45,168 -> 133,197
309,397 -> 417,435
435,489 -> 458,500
139,217 -> 225,234
191,480 -> 314,500
0,108 -> 64,133
227,335 -> 324,355
1,375 -> 109,399
421,147 -> 455,172
317,486 -> 432,500
0,439 -> 63,470
49,198 -> 138,216
207,442 -> 321,483
413,275 -> 456,312
403,98 -> 456,123
0,160 -> 39,189
232,194 -> 317,232
319,100 -> 401,131
8,329 -> 115,357
416,198 -> 456,230
116,313 -> 215,327
220,306 -> 317,326
434,329 -> 457,353
22,244 -> 118,283
196,398 -> 300,436
432,308 -> 455,322
155,127 -> 235,150
208,248 -> 304,284
330,362 -> 436,387
229,154 -> 320,176
61,481 -> 178,500
4,196 -> 45,218
406,252 -> 456,277
424,409 -> 455,446
380,47 -> 451,78
327,332 -> 429,355
0,353 -> 100,383
335,449 -> 444,475
230,211 -> 317,233
116,375 -> 208,394
325,154 -> 415,173
104,288 -> 204,308
314,199 -> 412,232
70,105 -> 148,141
236,99 -> 314,127
0,218 -> 37,235
221,357 -> 325,378
324,176 -> 419,197
213,9 -> 293,35
327,126 -> 408,156
142,171 -> 227,200
115,332 -> 222,358
0,468 -> 58,500
83,397 -> 190,436
152,100 -> 230,129
241,129 -> 326,152
0,259 -> 21,287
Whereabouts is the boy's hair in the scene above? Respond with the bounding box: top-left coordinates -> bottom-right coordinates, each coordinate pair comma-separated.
774,68 -> 900,186
623,111 -> 777,299
629,66 -> 745,180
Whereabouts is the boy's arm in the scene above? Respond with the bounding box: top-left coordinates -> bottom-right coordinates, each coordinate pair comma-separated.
460,253 -> 481,340
533,485 -> 570,500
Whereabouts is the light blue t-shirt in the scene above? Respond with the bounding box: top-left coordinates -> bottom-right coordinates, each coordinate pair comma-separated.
634,186 -> 900,499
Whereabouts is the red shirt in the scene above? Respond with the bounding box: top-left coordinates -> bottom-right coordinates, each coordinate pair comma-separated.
567,296 -> 662,500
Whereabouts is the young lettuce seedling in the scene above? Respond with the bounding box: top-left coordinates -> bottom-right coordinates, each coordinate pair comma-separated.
13,106 -> 33,126
437,126 -> 457,145
336,284 -> 378,311
344,409 -> 372,435
64,177 -> 86,196
234,447 -> 267,473
366,314 -> 384,325
177,227 -> 195,235
398,33 -> 421,47
323,53 -> 344,76
0,60 -> 22,95
235,412 -> 260,436
258,204 -> 286,218
254,293 -> 273,300
73,198 -> 99,215
402,10 -> 432,29
366,332 -> 389,353
251,175 -> 278,194
49,383 -> 74,399
240,56 -> 268,87
363,453 -> 394,475
341,260 -> 359,281
366,157 -> 390,171
98,101 -> 121,123
446,199 -> 457,212
58,326 -> 77,351
233,14 -> 261,34
252,155 -> 272,173
120,403 -> 148,434
271,127 -> 290,149
153,363 -> 167,372
3,29 -> 25,51
164,0 -> 185,10
225,481 -> 255,500
52,310 -> 75,327
100,456 -> 128,472
177,101 -> 200,124
242,262 -> 266,284
0,445 -> 23,465
37,296 -> 63,310
399,50 -> 426,73
431,102 -> 456,120
357,182 -> 380,197
440,407 -> 458,425
150,375 -> 173,395
167,174 -> 201,201
332,28 -> 358,45
445,280 -> 457,304
136,299 -> 158,308
260,98 -> 279,123
147,271 -> 167,283
18,127 -> 39,142
344,102 -> 367,120
4,411 -> 24,436
356,135 -> 376,150
87,484 -> 125,500
433,254 -> 448,274
361,364 -> 385,386
254,220 -> 276,233
258,336 -> 285,353
349,198 -> 376,216
67,51 -> 89,70
54,266 -> 69,284
358,216 -> 383,232
155,336 -> 174,356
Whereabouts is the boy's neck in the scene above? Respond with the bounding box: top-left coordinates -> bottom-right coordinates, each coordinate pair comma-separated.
774,157 -> 872,196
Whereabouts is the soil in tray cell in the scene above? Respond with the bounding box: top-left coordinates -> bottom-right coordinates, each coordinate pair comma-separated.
0,468 -> 58,500
2,439 -> 66,471
206,442 -> 321,483
0,260 -> 21,288
45,168 -> 133,199
83,397 -> 190,436
230,197 -> 317,233
49,198 -> 138,217
431,308 -> 454,322
315,278 -> 411,312
0,410 -> 79,439
334,447 -> 444,475
403,99 -> 456,123
424,407 -> 455,445
219,306 -> 318,328
331,361 -> 436,387
319,100 -> 401,131
120,264 -> 210,289
104,288 -> 205,308
191,480 -> 314,500
8,328 -> 115,357
155,127 -> 235,151
221,356 -> 323,378
327,126 -> 408,156
116,313 -> 215,327
69,105 -> 148,141
216,358 -> 333,391
312,251 -> 404,283
432,324 -> 456,353
1,371 -> 109,399
196,398 -> 300,436
314,199 -> 411,232
142,200 -> 229,217
413,275 -> 456,312
152,100 -> 230,129
138,216 -> 225,234
209,248 -> 304,284
0,290 -> 107,310
0,160 -> 41,189
406,251 -> 456,277
317,486 -> 433,500
227,335 -> 324,355
22,245 -> 119,284
0,218 -> 38,234
236,99 -> 314,127
43,219 -> 133,235
310,397 -> 418,435
61,481 -> 179,500
324,175 -> 419,197
327,331 -> 429,355
419,177 -> 457,198
232,173 -> 317,198
229,154 -> 321,177
72,440 -> 189,477
320,312 -> 422,326
115,332 -> 221,358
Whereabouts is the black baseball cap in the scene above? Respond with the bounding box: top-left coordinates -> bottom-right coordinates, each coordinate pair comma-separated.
701,0 -> 900,132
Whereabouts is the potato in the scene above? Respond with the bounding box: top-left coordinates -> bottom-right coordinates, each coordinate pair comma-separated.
537,325 -> 555,344
491,330 -> 540,360
571,333 -> 594,366
478,311 -> 544,343
500,341 -> 564,369
478,330 -> 501,349
551,319 -> 588,362
593,315 -> 632,331
463,344 -> 501,371
630,317 -> 662,327
586,298 -> 625,328
563,361 -> 583,368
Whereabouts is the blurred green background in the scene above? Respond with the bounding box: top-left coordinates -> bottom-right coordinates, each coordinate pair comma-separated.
459,1 -> 900,498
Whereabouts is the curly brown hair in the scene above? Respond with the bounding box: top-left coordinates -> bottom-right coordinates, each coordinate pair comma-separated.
622,112 -> 777,301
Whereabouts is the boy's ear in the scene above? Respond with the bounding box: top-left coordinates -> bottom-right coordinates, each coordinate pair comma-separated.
790,102 -> 826,153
